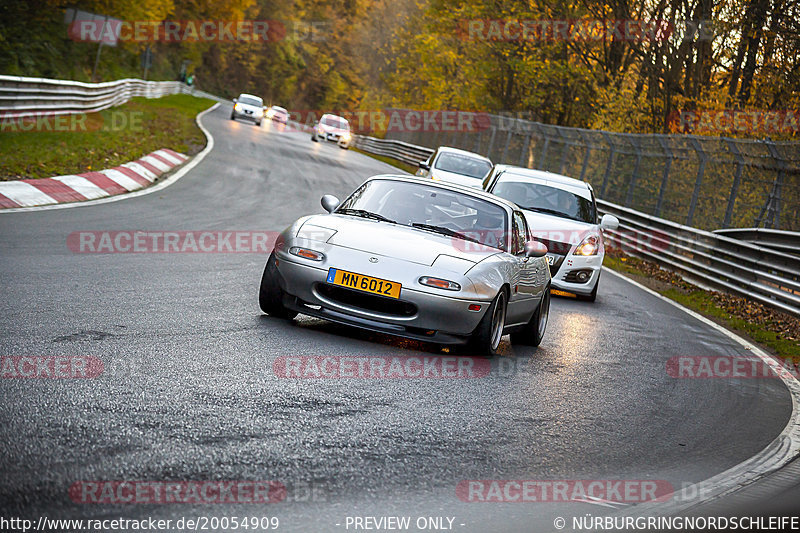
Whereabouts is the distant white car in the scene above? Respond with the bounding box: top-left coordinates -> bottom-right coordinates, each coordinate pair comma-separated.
266,105 -> 289,124
311,114 -> 351,149
417,147 -> 493,188
483,165 -> 619,302
230,93 -> 264,126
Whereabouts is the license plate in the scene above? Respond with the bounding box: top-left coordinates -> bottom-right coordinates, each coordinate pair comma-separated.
326,268 -> 401,299
546,254 -> 555,265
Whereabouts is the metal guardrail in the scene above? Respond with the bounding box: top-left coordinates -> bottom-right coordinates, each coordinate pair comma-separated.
353,135 -> 800,317
0,75 -> 222,118
353,135 -> 434,166
713,228 -> 800,256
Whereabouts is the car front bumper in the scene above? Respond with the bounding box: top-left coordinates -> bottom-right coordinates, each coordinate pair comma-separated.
274,254 -> 491,344
550,253 -> 603,296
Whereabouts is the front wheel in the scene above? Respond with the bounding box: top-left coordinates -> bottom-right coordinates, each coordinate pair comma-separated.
259,252 -> 297,320
511,285 -> 550,346
468,290 -> 507,356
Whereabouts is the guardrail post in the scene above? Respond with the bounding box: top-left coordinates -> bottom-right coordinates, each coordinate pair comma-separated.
655,137 -> 672,217
538,128 -> 551,171
723,138 -> 744,229
519,132 -> 532,167
486,126 -> 497,159
600,132 -> 616,198
578,130 -> 591,181
473,129 -> 483,152
758,140 -> 786,229
625,137 -> 643,207
500,129 -> 513,162
687,138 -> 707,227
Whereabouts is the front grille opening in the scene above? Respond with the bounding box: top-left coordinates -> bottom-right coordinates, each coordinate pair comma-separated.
536,238 -> 572,255
317,283 -> 417,317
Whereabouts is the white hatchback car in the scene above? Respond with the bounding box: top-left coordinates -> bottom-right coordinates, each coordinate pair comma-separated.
483,165 -> 619,301
417,147 -> 493,188
230,93 -> 264,126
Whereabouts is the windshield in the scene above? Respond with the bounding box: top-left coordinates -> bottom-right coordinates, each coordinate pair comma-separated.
336,179 -> 508,250
238,95 -> 263,107
322,116 -> 349,130
491,179 -> 596,223
434,152 -> 492,179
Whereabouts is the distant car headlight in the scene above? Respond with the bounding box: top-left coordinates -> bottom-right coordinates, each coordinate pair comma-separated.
289,247 -> 325,261
419,276 -> 461,291
341,132 -> 351,142
574,235 -> 599,256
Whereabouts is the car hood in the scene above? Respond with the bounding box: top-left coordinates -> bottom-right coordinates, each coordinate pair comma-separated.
429,168 -> 485,188
521,210 -> 596,245
300,215 -> 499,267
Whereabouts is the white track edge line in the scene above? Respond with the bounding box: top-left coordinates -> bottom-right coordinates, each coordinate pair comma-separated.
602,266 -> 800,516
0,102 -> 220,213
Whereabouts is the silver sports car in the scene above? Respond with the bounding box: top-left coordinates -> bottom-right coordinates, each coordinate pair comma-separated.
259,175 -> 552,355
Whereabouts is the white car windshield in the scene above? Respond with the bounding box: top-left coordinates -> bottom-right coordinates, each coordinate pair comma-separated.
322,116 -> 349,130
336,179 -> 508,250
492,179 -> 596,223
238,95 -> 263,107
434,153 -> 492,179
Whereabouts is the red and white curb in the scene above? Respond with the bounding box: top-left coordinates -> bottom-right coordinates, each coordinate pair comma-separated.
0,149 -> 188,209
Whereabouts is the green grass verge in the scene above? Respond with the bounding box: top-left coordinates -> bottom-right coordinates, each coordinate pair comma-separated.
0,94 -> 215,181
603,255 -> 800,362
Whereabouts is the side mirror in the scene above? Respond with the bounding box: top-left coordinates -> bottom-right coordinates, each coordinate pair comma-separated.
232,98 -> 237,103
525,240 -> 548,258
600,214 -> 619,231
418,161 -> 430,171
321,195 -> 340,213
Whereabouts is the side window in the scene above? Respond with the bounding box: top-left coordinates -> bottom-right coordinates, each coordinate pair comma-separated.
512,211 -> 527,255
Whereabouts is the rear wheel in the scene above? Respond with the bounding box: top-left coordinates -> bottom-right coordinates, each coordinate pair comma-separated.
468,290 -> 507,356
511,285 -> 550,346
259,252 -> 297,319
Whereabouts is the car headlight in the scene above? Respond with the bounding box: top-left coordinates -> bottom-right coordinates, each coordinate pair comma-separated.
289,247 -> 325,261
341,132 -> 351,142
234,103 -> 242,111
574,235 -> 599,256
419,276 -> 461,291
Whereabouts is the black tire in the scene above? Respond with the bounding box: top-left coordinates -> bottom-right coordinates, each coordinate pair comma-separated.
259,252 -> 297,319
577,273 -> 599,302
256,120 -> 262,126
311,134 -> 318,142
467,290 -> 507,356
511,285 -> 550,347
230,113 -> 235,120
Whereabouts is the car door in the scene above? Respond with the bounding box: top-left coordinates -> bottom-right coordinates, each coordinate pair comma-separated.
505,211 -> 539,325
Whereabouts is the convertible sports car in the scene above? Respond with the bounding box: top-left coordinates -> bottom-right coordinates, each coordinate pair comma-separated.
259,175 -> 552,355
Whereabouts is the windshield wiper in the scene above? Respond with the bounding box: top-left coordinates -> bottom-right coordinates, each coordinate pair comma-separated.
336,208 -> 396,224
410,223 -> 485,246
522,206 -> 585,222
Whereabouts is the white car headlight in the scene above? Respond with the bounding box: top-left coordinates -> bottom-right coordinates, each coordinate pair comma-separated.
574,234 -> 599,256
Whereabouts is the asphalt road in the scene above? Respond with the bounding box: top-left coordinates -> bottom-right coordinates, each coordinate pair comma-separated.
0,103 -> 794,532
